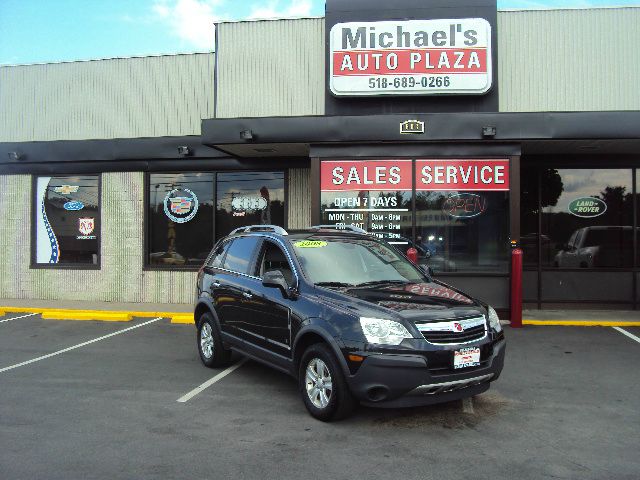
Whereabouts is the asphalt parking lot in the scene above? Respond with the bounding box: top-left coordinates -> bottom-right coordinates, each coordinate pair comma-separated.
0,313 -> 639,480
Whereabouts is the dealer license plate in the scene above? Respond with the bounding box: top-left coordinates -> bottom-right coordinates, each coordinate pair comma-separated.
453,347 -> 481,369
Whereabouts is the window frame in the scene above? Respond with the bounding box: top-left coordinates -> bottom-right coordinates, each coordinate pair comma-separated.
144,169 -> 288,271
30,173 -> 102,270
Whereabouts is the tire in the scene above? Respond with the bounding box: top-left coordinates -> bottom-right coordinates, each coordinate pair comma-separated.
299,343 -> 356,421
197,312 -> 232,368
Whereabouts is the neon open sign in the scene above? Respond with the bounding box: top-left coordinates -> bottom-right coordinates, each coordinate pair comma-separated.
442,193 -> 487,218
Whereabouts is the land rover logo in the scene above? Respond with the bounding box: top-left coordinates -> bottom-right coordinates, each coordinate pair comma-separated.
568,197 -> 607,218
400,120 -> 424,134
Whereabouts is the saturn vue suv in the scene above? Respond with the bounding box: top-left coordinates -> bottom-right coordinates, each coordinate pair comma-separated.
194,225 -> 506,421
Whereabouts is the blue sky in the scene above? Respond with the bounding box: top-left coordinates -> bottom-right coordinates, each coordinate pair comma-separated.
0,0 -> 638,65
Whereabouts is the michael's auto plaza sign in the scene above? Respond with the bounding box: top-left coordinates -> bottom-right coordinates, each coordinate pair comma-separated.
329,18 -> 492,96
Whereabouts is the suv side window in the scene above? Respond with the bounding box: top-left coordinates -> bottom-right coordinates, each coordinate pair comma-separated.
257,240 -> 294,285
208,241 -> 230,268
222,236 -> 261,274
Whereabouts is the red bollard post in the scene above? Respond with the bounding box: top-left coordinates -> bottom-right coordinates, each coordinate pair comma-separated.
406,247 -> 418,265
510,247 -> 523,328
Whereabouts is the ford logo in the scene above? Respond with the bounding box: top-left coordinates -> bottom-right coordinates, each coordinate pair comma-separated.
63,201 -> 85,211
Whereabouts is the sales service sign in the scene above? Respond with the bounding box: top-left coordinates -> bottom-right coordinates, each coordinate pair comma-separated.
321,160 -> 509,192
329,18 -> 492,96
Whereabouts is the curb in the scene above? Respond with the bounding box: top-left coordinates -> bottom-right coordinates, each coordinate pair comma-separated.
171,315 -> 195,324
523,320 -> 640,327
0,306 -> 192,324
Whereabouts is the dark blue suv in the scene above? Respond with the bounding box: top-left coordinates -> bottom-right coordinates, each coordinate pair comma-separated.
195,225 -> 505,421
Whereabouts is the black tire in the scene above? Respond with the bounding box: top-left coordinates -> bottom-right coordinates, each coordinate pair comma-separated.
197,312 -> 232,368
299,343 -> 356,421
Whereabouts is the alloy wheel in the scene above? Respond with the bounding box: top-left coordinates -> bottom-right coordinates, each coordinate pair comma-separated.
305,358 -> 333,409
200,323 -> 214,359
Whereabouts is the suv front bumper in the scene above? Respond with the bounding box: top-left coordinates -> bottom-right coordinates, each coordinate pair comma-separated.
347,338 -> 505,408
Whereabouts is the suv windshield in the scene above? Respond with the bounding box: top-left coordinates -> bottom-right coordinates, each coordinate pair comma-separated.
291,237 -> 426,286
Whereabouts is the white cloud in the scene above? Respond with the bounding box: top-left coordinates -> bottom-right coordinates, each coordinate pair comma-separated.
152,0 -> 225,50
248,0 -> 313,20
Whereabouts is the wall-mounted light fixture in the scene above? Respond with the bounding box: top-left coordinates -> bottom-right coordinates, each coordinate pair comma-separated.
482,126 -> 497,138
7,151 -> 22,161
177,146 -> 192,156
240,129 -> 254,141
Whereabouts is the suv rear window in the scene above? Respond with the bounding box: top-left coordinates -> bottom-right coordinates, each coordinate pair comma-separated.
208,241 -> 230,268
222,236 -> 261,274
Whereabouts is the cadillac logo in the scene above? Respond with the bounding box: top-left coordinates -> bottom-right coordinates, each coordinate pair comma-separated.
400,120 -> 425,135
163,188 -> 199,223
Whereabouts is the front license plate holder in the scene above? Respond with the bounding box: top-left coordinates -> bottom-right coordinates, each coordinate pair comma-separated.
453,346 -> 481,369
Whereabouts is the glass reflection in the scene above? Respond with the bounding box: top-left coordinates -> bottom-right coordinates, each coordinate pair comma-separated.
216,172 -> 285,240
541,169 -> 633,268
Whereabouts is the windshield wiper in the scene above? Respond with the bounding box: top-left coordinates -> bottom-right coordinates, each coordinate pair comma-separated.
315,281 -> 356,288
353,280 -> 411,288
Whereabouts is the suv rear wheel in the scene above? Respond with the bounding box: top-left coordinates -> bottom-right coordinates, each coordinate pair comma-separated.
197,312 -> 232,368
299,344 -> 355,421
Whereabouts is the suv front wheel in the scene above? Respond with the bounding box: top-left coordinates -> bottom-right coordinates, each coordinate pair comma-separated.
299,344 -> 355,421
197,312 -> 232,368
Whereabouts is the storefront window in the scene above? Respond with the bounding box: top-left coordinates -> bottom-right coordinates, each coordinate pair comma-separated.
520,167 -> 539,267
541,169 -> 633,268
215,172 -> 285,240
415,191 -> 509,272
320,160 -> 413,249
414,159 -> 510,273
319,158 -> 510,273
148,173 -> 214,267
33,175 -> 101,266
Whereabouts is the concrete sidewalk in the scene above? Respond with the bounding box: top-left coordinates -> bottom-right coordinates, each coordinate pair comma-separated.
522,309 -> 640,326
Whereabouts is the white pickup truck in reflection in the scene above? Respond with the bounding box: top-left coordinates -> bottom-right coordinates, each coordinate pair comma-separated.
553,226 -> 634,268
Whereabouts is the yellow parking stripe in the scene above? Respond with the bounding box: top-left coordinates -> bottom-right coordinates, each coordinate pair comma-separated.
41,311 -> 132,322
0,306 -> 189,322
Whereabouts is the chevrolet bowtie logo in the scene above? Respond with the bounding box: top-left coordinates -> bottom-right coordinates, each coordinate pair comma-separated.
54,185 -> 79,194
400,120 -> 425,134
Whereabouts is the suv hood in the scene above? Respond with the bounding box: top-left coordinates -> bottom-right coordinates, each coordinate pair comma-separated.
316,280 -> 485,322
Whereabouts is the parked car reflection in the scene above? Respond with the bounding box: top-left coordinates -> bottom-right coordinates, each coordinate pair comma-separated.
553,226 -> 634,268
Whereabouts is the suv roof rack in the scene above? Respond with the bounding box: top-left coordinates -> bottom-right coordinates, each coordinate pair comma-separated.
309,225 -> 368,235
230,225 -> 289,236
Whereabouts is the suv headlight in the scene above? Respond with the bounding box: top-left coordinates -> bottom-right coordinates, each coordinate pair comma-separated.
359,317 -> 413,345
487,306 -> 502,333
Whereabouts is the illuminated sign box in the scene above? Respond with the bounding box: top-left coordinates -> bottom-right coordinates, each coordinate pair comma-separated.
329,18 -> 492,96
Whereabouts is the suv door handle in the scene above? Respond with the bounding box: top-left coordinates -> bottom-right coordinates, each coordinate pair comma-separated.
242,291 -> 253,299
211,281 -> 221,288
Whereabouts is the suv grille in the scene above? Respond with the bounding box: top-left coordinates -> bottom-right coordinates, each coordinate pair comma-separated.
415,316 -> 487,344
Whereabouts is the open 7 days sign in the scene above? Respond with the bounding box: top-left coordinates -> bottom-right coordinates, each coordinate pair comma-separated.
329,18 -> 492,96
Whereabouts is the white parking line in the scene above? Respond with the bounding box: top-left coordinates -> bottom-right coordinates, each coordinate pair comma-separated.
462,397 -> 475,414
613,326 -> 640,344
0,313 -> 38,323
177,358 -> 248,403
0,317 -> 163,374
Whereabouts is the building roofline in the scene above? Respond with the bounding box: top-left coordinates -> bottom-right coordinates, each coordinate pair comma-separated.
0,51 -> 214,68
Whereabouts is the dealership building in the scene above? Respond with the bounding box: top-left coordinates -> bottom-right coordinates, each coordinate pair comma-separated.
1,1 -> 639,312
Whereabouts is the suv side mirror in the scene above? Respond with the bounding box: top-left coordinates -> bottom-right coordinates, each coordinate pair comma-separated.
262,270 -> 290,296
